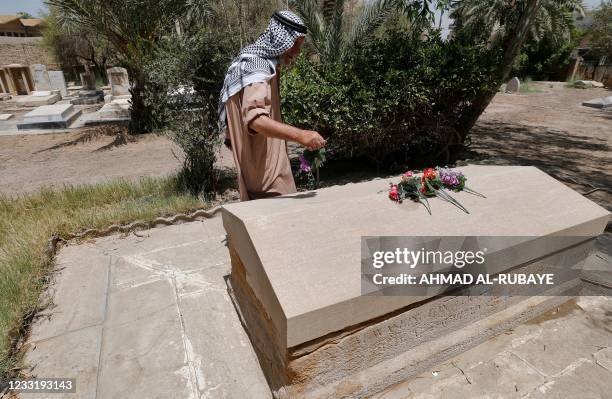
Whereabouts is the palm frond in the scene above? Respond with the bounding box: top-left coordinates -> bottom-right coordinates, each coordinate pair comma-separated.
291,0 -> 326,56
344,0 -> 396,59
323,0 -> 345,62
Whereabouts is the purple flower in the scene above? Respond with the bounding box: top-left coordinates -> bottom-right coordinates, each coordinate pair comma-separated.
438,168 -> 463,188
299,155 -> 312,173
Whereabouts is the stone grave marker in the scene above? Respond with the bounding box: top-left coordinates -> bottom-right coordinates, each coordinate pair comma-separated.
48,71 -> 68,97
30,64 -> 52,91
506,77 -> 520,93
0,113 -> 12,121
72,72 -> 103,104
107,67 -> 130,96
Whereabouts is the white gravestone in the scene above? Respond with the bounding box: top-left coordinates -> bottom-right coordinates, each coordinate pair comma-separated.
30,64 -> 52,91
107,67 -> 130,96
506,77 -> 520,93
48,71 -> 68,97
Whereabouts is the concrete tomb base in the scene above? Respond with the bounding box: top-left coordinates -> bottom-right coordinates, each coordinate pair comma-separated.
0,114 -> 13,121
83,99 -> 130,125
104,94 -> 131,104
17,104 -> 82,130
16,91 -> 61,107
222,165 -> 610,398
70,89 -> 104,105
66,85 -> 83,96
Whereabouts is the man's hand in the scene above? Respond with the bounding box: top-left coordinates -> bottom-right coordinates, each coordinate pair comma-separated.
249,116 -> 326,149
300,130 -> 326,150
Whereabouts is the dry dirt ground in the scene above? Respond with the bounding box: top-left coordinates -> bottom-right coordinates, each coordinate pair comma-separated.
0,82 -> 610,206
467,81 -> 611,209
0,130 -> 183,196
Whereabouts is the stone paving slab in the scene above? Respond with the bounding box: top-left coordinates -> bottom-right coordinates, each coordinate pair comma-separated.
374,296 -> 612,399
23,217 -> 270,399
22,325 -> 102,399
29,247 -> 109,343
21,215 -> 612,399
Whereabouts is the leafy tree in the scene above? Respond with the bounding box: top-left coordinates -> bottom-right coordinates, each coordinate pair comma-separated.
512,20 -> 584,80
209,0 -> 280,47
41,7 -> 114,78
447,0 -> 560,137
17,11 -> 35,19
451,0 -> 585,46
143,0 -> 278,195
144,29 -> 235,196
589,0 -> 612,58
45,0 -> 210,134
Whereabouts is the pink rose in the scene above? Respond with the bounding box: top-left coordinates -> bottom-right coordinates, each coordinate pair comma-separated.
389,184 -> 400,201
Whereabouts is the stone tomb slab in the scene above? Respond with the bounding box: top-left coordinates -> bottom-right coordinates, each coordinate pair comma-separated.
0,113 -> 12,121
70,89 -> 104,105
17,104 -> 82,130
582,96 -> 612,109
222,165 -> 610,398
15,91 -> 61,107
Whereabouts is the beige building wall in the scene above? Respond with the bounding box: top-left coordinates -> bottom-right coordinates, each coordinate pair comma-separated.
0,37 -> 58,95
0,37 -> 58,68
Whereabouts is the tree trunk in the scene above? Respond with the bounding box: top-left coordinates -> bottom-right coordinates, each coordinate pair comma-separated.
457,0 -> 542,140
127,68 -> 152,134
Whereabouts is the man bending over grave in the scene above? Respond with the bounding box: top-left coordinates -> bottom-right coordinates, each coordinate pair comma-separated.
218,10 -> 326,201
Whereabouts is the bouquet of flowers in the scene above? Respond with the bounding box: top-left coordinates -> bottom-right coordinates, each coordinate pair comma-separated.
388,167 -> 485,214
389,171 -> 432,214
297,149 -> 326,190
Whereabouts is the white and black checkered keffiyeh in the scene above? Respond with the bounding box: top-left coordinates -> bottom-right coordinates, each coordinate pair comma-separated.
218,10 -> 306,133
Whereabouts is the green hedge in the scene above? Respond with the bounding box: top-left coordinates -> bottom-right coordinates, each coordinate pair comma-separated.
281,28 -> 501,165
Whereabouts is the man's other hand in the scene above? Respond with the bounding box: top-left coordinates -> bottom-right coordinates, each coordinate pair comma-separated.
301,130 -> 326,150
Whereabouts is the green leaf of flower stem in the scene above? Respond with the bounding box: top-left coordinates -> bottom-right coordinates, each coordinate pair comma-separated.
463,187 -> 486,198
435,186 -> 470,214
418,192 -> 432,215
425,180 -> 468,214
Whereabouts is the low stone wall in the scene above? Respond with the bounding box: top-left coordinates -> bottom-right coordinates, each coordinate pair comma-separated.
0,36 -> 58,69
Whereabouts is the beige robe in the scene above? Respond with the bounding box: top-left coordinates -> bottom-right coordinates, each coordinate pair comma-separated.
225,74 -> 297,201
